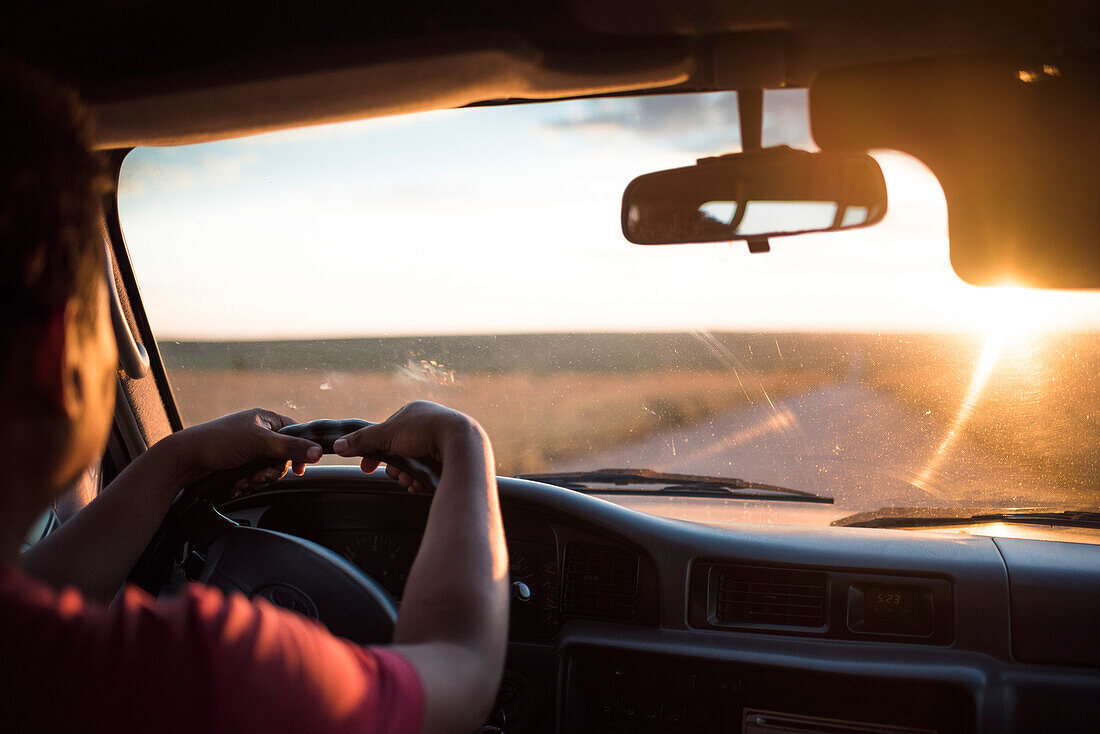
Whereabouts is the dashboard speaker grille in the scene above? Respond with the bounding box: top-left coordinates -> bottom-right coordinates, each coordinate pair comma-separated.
712,565 -> 827,628
563,542 -> 639,620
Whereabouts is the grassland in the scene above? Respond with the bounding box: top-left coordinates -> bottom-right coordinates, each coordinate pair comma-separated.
160,331 -> 1098,483
168,368 -> 828,474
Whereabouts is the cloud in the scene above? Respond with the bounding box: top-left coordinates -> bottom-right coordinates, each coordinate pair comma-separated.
118,148 -> 259,199
542,90 -> 814,154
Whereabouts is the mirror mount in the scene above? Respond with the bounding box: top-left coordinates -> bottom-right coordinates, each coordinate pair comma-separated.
746,237 -> 771,254
738,89 -> 768,253
738,88 -> 764,152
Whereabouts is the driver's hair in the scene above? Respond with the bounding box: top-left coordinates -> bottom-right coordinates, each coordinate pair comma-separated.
0,56 -> 111,348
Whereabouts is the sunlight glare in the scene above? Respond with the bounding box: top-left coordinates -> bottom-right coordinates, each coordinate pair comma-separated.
912,282 -> 1067,496
976,283 -> 1060,344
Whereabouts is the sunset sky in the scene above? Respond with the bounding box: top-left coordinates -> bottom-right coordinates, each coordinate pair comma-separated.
117,90 -> 1100,340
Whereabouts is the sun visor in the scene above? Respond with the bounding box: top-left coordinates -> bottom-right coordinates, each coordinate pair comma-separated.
810,54 -> 1099,289
92,41 -> 694,149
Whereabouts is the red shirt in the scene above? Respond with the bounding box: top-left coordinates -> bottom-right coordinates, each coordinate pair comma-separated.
0,566 -> 424,733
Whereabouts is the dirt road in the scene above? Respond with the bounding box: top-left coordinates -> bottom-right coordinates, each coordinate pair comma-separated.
560,379 -> 1059,516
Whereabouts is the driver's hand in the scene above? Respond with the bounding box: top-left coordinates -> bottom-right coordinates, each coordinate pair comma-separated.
162,409 -> 323,493
333,401 -> 485,492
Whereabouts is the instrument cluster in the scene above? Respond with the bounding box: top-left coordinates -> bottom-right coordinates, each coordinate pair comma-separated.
316,509 -> 563,640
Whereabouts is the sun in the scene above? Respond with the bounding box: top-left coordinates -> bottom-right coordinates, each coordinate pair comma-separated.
913,280 -> 1063,495
966,281 -> 1068,406
977,283 -> 1056,342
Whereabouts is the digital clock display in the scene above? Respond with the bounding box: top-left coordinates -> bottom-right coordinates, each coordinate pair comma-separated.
847,582 -> 938,637
870,589 -> 905,607
863,586 -> 923,632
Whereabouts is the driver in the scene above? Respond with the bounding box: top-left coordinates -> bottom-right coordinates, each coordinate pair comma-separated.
0,59 -> 509,733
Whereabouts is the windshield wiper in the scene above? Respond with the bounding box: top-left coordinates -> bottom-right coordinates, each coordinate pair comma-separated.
517,468 -> 833,503
833,508 -> 1100,529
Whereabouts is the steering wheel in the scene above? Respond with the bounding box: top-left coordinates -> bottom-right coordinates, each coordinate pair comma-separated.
128,419 -> 442,646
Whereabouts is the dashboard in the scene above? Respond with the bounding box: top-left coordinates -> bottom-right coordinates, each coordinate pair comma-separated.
221,466 -> 1100,733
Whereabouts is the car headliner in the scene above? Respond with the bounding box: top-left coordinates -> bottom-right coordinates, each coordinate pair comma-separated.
3,1 -> 1097,147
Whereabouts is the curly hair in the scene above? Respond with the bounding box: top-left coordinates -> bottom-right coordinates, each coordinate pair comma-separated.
0,57 -> 112,337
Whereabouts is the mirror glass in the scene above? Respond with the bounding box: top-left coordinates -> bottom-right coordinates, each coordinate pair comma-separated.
622,146 -> 887,245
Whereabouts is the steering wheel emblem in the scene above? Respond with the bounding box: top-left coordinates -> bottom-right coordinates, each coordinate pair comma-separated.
253,584 -> 319,618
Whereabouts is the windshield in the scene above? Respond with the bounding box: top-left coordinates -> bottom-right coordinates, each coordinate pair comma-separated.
118,90 -> 1099,526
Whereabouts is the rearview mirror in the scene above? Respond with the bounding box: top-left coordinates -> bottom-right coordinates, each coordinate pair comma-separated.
622,146 -> 887,246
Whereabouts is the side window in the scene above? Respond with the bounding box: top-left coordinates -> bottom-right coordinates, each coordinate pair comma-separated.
21,508 -> 59,553
55,462 -> 103,523
23,458 -> 107,551
54,422 -> 130,524
22,428 -> 122,552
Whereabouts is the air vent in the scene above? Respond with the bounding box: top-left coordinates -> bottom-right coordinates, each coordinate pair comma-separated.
563,542 -> 639,620
712,565 -> 827,628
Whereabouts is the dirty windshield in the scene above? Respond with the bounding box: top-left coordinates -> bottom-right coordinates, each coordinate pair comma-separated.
118,91 -> 1100,526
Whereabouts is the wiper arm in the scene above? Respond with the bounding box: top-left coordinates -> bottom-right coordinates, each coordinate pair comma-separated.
517,468 -> 833,504
833,508 -> 1100,529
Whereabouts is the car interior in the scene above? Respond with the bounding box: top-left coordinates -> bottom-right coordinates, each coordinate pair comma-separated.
5,2 -> 1099,733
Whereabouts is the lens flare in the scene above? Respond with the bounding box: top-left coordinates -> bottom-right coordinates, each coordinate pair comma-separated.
913,283 -> 1061,496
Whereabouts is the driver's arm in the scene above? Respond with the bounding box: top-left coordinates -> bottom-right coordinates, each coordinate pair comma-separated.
334,402 -> 510,734
20,409 -> 322,602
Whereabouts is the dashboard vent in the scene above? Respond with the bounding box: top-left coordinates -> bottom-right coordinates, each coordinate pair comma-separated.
563,542 -> 639,620
712,565 -> 827,628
